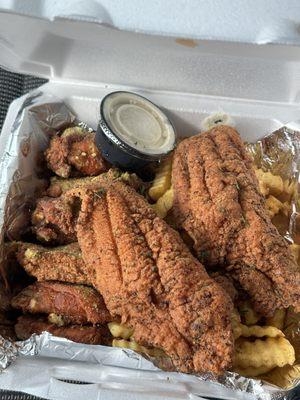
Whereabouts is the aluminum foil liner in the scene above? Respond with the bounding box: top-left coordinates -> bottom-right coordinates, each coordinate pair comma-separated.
0,91 -> 299,399
246,127 -> 300,244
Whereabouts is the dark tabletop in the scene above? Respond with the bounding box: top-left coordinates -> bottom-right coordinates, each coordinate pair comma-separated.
0,67 -> 46,131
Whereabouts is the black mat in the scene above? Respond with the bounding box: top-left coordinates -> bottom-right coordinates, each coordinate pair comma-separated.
0,390 -> 45,400
0,67 -> 46,131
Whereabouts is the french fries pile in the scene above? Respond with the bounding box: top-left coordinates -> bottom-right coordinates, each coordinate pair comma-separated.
145,152 -> 300,388
232,306 -> 295,378
255,168 -> 300,266
149,156 -> 174,219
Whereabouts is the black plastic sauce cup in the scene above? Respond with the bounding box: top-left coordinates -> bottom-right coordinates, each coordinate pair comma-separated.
96,91 -> 176,172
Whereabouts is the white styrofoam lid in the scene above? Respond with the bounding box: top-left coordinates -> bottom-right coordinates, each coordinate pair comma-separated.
1,0 -> 300,44
1,2 -> 300,102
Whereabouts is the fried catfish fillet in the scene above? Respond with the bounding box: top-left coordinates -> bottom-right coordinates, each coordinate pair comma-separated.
70,181 -> 234,375
45,127 -> 108,178
212,274 -> 238,302
17,242 -> 89,285
11,282 -> 111,325
15,315 -> 111,344
172,126 -> 300,317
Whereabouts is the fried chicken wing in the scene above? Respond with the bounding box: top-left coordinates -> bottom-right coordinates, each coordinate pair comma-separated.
17,242 -> 89,285
172,126 -> 300,317
11,282 -> 111,325
15,315 -> 111,345
69,181 -> 234,375
45,127 -> 108,178
32,195 -> 78,244
33,169 -> 146,245
47,169 -> 144,198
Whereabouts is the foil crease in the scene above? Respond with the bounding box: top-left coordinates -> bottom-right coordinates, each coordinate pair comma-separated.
0,92 -> 299,399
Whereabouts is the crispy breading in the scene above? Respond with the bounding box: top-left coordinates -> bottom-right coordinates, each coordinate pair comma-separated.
172,126 -> 300,317
31,196 -> 78,244
45,128 -> 108,178
11,282 -> 111,325
33,170 -> 146,245
15,315 -> 111,345
47,169 -> 143,198
17,242 -> 90,285
212,274 -> 238,302
70,181 -> 234,375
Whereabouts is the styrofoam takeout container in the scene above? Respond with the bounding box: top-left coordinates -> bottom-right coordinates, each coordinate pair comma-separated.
1,2 -> 300,399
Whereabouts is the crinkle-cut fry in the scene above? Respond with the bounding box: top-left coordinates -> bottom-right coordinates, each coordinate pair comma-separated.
238,300 -> 260,326
283,180 -> 297,198
260,363 -> 300,389
266,309 -> 286,330
290,244 -> 300,264
240,325 -> 284,338
148,156 -> 172,201
234,337 -> 295,369
152,188 -> 173,219
255,169 -> 283,197
282,201 -> 291,217
108,322 -> 134,339
234,365 -> 275,378
233,308 -> 284,339
257,181 -> 269,197
266,195 -> 284,219
112,339 -> 165,357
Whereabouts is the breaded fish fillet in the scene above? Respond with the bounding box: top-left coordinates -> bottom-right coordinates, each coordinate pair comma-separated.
172,126 -> 300,317
45,127 -> 108,178
11,282 -> 111,324
17,242 -> 89,285
70,181 -> 234,375
15,315 -> 111,345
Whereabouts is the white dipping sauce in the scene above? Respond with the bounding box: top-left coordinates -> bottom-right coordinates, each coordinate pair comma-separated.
102,92 -> 175,155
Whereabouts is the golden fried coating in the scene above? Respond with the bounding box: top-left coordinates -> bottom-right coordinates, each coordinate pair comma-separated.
17,242 -> 89,285
45,128 -> 108,178
212,274 -> 238,302
11,282 -> 112,325
172,126 -> 300,317
47,169 -> 144,198
15,315 -> 111,345
70,181 -> 234,375
31,196 -> 78,244
33,169 -> 146,245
